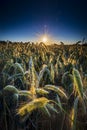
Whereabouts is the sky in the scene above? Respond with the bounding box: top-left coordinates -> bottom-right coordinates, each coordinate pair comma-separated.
0,0 -> 87,43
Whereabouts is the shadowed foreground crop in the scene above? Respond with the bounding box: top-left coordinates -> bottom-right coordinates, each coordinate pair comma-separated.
0,41 -> 87,130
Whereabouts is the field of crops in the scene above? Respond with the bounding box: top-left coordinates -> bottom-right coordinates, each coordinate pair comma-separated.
0,41 -> 87,130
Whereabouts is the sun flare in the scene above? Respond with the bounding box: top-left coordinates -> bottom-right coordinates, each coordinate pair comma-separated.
42,36 -> 48,43
37,33 -> 52,44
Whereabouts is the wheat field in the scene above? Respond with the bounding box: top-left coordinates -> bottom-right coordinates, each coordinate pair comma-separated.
0,41 -> 87,130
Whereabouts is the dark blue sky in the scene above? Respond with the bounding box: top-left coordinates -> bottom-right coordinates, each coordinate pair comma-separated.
0,0 -> 87,43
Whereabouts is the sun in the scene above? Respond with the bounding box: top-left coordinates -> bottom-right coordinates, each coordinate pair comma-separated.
37,33 -> 52,44
42,36 -> 48,43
